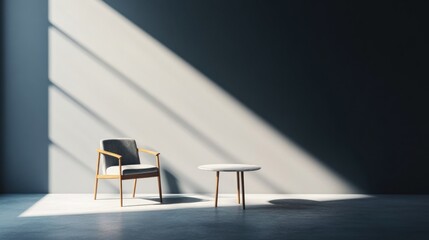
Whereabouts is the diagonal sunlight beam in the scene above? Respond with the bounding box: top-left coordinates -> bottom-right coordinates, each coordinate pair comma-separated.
49,0 -> 358,193
49,25 -> 284,193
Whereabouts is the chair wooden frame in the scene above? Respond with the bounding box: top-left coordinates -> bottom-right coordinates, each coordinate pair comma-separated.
93,148 -> 163,207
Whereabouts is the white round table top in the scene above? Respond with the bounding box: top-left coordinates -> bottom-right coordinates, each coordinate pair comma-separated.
198,164 -> 261,172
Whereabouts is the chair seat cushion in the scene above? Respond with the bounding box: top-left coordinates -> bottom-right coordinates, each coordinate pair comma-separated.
106,164 -> 159,175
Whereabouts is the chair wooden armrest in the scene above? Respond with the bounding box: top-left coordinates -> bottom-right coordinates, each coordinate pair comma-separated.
97,149 -> 122,159
138,148 -> 160,156
138,148 -> 161,168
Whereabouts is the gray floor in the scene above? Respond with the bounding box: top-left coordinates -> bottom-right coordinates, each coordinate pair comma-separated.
1,194 -> 429,240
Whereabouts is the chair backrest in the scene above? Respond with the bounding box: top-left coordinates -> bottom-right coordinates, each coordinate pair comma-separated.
100,139 -> 141,173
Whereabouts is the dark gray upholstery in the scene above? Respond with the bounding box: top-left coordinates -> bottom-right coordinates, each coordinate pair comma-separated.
101,139 -> 141,171
106,164 -> 159,175
121,167 -> 158,175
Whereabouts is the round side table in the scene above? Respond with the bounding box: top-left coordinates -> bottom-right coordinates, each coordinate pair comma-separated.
198,164 -> 261,209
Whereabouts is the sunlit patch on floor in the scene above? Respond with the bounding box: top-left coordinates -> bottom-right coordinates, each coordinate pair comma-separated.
18,194 -> 372,217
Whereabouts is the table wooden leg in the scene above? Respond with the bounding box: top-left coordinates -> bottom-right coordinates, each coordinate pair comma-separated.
241,171 -> 245,209
237,172 -> 241,204
215,171 -> 220,207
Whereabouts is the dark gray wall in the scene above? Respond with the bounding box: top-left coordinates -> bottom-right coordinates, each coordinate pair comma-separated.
102,0 -> 429,193
1,0 -> 428,193
1,0 -> 49,193
0,0 -> 3,193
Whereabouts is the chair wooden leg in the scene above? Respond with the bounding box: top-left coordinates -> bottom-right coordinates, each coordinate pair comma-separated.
236,172 -> 240,204
215,171 -> 220,207
241,171 -> 245,210
94,177 -> 99,200
133,179 -> 137,198
119,178 -> 123,207
157,174 -> 163,203
94,152 -> 101,200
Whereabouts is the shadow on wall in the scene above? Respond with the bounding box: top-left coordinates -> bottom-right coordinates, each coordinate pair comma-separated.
162,169 -> 181,194
47,0 -> 357,194
102,0 -> 429,193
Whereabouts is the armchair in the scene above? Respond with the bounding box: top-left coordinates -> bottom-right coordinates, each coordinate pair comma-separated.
93,139 -> 163,207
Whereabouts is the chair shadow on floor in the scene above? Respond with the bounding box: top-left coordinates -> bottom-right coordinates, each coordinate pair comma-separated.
120,196 -> 206,207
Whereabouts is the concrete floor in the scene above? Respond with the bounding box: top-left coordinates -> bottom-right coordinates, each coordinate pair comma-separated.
1,194 -> 429,240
